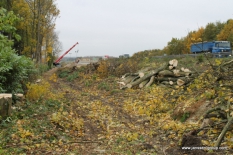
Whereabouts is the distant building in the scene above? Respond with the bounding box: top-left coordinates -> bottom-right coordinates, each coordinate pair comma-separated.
119,54 -> 130,58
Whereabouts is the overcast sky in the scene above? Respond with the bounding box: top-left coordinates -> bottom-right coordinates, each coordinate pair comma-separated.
55,0 -> 233,57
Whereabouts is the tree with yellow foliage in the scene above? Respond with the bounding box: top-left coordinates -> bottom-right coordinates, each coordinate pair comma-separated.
217,19 -> 233,48
186,27 -> 205,51
1,0 -> 60,65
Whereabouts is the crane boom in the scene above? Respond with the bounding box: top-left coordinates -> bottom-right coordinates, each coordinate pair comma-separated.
53,42 -> 79,66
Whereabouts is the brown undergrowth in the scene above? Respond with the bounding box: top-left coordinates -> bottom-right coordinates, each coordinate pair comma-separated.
0,57 -> 233,154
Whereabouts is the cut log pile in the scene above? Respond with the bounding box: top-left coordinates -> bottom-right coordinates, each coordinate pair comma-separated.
118,59 -> 197,89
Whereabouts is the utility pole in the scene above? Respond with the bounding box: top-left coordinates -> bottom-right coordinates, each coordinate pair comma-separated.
75,50 -> 79,58
75,50 -> 79,63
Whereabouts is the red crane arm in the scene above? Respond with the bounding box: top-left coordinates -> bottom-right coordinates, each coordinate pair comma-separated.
53,42 -> 79,65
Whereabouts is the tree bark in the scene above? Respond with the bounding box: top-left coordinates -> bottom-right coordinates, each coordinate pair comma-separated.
215,117 -> 233,148
158,70 -> 174,77
126,63 -> 168,88
119,59 -> 198,89
145,76 -> 155,87
122,75 -> 138,85
138,67 -> 154,77
0,95 -> 12,120
121,73 -> 139,78
139,79 -> 150,88
156,77 -> 178,82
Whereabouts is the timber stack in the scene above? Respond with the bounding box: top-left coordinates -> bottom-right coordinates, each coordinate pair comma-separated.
118,59 -> 197,89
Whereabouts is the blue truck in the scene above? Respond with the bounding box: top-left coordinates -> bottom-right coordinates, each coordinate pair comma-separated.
191,41 -> 232,56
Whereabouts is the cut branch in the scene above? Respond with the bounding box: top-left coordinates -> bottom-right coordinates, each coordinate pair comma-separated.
215,117 -> 233,148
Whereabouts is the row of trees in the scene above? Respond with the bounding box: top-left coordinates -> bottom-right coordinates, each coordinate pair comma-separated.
1,1 -> 233,65
0,0 -> 62,67
132,19 -> 233,57
0,8 -> 36,93
0,0 -> 62,93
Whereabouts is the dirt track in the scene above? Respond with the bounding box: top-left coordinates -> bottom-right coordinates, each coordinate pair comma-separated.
39,61 -> 232,154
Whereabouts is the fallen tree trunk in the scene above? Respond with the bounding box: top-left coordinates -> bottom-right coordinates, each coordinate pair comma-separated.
122,75 -> 137,85
119,59 -> 197,89
156,77 -> 178,82
145,76 -> 155,87
126,62 -> 168,88
158,70 -> 174,77
139,79 -> 150,88
121,73 -> 139,78
138,67 -> 155,78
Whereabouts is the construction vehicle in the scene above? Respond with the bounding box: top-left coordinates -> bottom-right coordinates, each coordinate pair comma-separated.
53,42 -> 79,66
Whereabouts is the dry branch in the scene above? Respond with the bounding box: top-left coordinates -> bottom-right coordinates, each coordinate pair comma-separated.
215,117 -> 233,148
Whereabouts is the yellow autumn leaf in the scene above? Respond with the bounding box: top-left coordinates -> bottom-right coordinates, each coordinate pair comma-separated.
132,133 -> 138,140
212,129 -> 218,134
24,130 -> 32,136
138,107 -> 144,115
162,124 -> 170,130
198,131 -> 205,136
46,56 -> 51,62
229,98 -> 233,102
58,139 -> 63,145
168,134 -> 176,139
202,140 -> 210,146
145,110 -> 150,116
35,144 -> 40,147
215,59 -> 221,66
11,134 -> 17,139
197,38 -> 202,42
170,90 -> 175,95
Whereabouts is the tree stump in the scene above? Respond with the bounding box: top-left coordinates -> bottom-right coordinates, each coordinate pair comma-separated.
0,94 -> 12,120
0,94 -> 23,120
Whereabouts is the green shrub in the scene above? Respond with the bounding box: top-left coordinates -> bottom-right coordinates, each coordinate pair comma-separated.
84,79 -> 92,87
0,53 -> 35,93
67,72 -> 79,82
38,64 -> 49,75
0,8 -> 36,93
180,112 -> 190,122
98,82 -> 110,91
58,70 -> 69,78
197,54 -> 204,63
